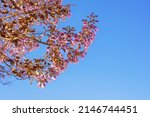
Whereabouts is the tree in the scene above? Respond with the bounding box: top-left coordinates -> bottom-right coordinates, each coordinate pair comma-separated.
0,0 -> 98,88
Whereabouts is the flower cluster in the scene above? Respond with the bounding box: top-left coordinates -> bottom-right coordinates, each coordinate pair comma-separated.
0,0 -> 98,88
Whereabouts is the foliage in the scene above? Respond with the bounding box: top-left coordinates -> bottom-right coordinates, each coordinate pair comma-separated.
0,0 -> 98,88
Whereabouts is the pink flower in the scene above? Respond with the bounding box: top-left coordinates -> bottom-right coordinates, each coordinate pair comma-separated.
38,82 -> 45,88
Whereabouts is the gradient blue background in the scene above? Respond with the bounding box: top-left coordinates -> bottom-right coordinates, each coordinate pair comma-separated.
0,0 -> 150,99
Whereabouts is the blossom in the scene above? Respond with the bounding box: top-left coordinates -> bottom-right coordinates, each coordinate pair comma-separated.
0,0 -> 98,88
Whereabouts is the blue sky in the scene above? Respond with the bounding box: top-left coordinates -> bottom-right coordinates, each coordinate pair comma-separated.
0,0 -> 150,100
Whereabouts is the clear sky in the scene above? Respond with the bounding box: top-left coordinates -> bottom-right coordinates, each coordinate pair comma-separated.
0,0 -> 150,100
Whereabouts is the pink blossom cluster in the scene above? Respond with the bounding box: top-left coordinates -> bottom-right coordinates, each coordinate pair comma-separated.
9,38 -> 39,57
0,0 -> 98,88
